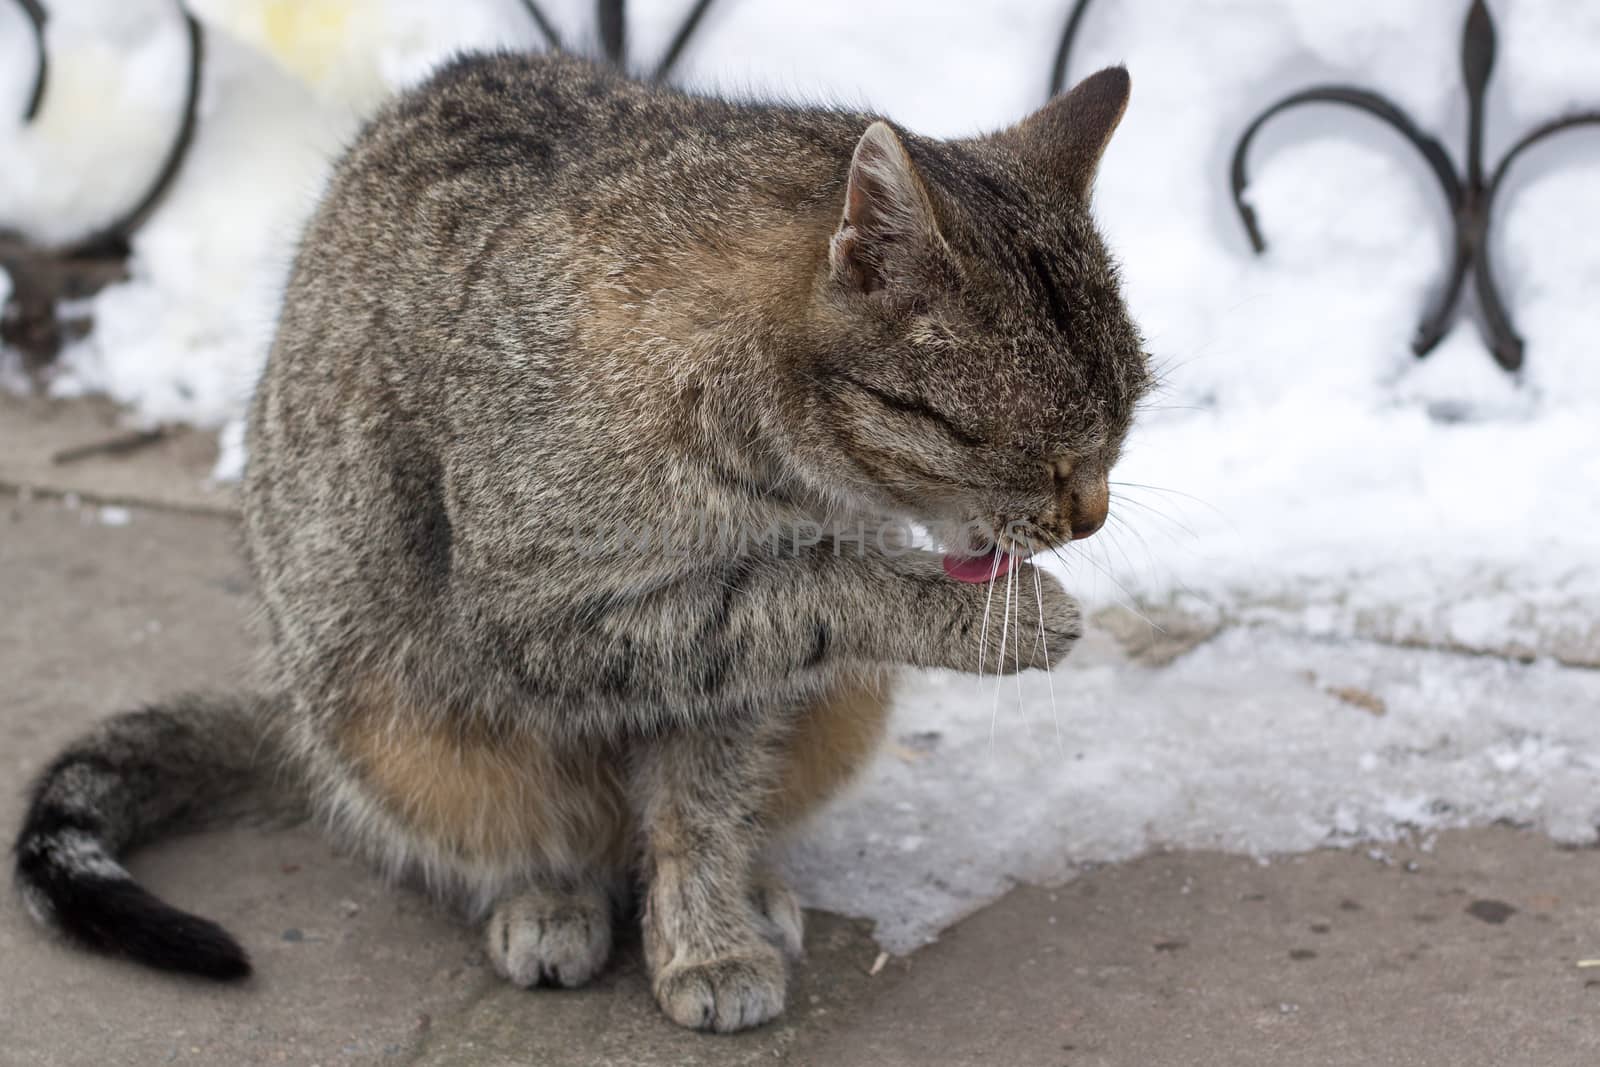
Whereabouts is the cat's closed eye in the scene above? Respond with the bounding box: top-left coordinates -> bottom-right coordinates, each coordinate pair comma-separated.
837,373 -> 986,447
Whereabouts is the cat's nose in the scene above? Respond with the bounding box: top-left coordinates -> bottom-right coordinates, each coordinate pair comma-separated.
1062,467 -> 1109,540
1069,499 -> 1107,539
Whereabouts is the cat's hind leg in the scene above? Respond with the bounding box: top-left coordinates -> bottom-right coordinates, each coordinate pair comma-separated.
768,672 -> 894,829
466,737 -> 631,991
330,680 -> 632,989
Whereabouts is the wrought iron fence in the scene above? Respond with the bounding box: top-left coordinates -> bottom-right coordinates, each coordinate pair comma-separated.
1229,0 -> 1600,372
2,0 -> 1592,378
3,0 -> 202,372
1,0 -> 752,374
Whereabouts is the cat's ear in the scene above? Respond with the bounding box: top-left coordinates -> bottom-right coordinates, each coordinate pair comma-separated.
830,121 -> 941,295
1003,66 -> 1130,201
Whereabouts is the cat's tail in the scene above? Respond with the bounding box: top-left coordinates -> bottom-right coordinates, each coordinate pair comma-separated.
13,692 -> 293,981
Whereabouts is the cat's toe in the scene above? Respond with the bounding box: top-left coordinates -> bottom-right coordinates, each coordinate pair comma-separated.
487,887 -> 612,989
653,947 -> 786,1033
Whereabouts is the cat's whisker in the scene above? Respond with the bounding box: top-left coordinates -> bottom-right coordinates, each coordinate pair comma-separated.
1106,502 -> 1195,559
1096,523 -> 1163,628
1142,351 -> 1199,384
1093,531 -> 1119,588
1049,543 -> 1164,635
1032,563 -> 1064,761
1099,513 -> 1143,575
976,550 -> 1004,680
1109,480 -> 1230,525
1107,511 -> 1181,582
1092,538 -> 1166,635
1110,479 -> 1210,504
1106,508 -> 1149,548
1105,512 -> 1164,582
1108,491 -> 1200,540
1105,512 -> 1216,609
1133,402 -> 1211,414
990,562 -> 1014,751
1013,560 -> 1030,741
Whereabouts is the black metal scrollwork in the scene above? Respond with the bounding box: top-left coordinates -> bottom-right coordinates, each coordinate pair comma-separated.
6,0 -> 1591,378
1231,0 -> 1600,372
521,0 -> 719,82
2,0 -> 204,372
4,0 -> 730,372
17,0 -> 47,122
1048,0 -> 1096,99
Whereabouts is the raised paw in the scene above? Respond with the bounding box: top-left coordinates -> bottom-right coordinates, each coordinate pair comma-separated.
653,946 -> 787,1033
1018,563 -> 1082,669
976,563 -> 1081,674
486,885 -> 612,989
751,868 -> 804,958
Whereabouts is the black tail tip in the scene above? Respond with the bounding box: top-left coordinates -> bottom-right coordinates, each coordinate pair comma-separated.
142,910 -> 253,981
26,871 -> 252,981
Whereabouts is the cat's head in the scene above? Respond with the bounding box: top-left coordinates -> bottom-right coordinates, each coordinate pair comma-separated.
796,68 -> 1149,552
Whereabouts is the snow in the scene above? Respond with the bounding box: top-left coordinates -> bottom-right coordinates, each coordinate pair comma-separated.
3,0 -> 1597,952
790,626 -> 1600,951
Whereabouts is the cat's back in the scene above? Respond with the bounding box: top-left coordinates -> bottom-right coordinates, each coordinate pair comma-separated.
320,52 -> 851,254
264,51 -> 854,403
346,52 -> 664,208
256,50 -> 858,467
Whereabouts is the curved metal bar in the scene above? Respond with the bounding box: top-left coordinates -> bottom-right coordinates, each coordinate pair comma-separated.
1471,236 -> 1523,371
597,0 -> 626,67
652,0 -> 715,83
1412,243 -> 1473,358
518,0 -> 564,52
1485,111 -> 1600,207
1460,0 -> 1495,188
1229,86 -> 1461,254
1469,111 -> 1600,371
1047,0 -> 1095,99
68,3 -> 203,256
17,0 -> 48,122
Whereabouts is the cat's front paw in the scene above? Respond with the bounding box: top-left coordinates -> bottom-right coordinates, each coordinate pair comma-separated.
652,945 -> 787,1033
957,563 -> 1081,674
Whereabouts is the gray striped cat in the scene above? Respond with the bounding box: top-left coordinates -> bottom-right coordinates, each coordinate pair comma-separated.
16,53 -> 1147,1033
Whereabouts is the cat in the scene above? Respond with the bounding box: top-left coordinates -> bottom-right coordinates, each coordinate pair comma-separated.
15,52 -> 1148,1033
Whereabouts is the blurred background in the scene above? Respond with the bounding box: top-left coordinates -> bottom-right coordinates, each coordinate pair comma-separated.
2,0 -> 1599,950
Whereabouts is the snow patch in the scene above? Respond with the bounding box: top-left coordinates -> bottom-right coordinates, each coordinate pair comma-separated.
790,628 -> 1600,952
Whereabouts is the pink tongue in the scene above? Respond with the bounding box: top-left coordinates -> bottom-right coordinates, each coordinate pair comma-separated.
942,549 -> 1017,584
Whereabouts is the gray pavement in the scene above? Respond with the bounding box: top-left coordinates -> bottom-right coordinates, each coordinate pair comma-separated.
3,403 -> 1600,1066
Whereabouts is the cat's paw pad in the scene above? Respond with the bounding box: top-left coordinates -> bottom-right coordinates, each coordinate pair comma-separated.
653,948 -> 786,1033
487,888 -> 612,989
752,874 -> 805,958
